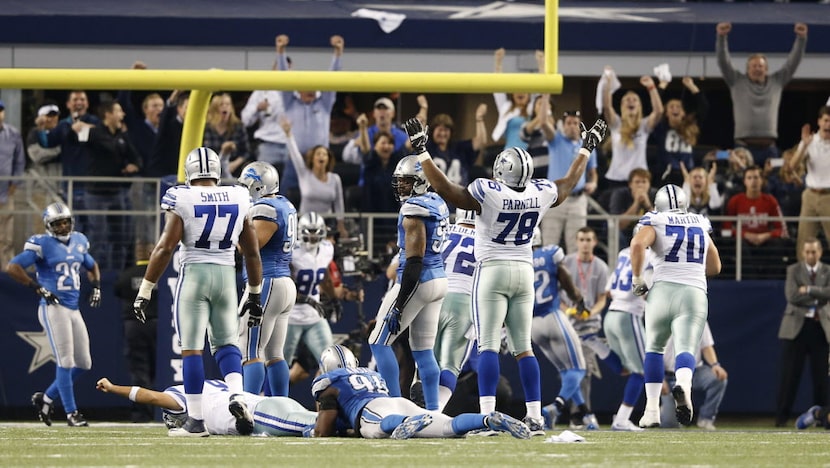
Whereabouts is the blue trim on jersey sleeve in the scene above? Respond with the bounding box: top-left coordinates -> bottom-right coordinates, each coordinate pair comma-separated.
469,179 -> 486,203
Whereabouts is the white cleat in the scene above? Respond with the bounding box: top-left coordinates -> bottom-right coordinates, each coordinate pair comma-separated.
612,418 -> 645,432
168,416 -> 209,437
638,409 -> 661,428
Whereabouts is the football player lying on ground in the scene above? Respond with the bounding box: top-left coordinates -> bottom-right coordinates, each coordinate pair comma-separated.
95,377 -> 316,436
308,345 -> 531,439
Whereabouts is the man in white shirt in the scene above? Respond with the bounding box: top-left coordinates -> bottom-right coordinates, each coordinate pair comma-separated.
792,106 -> 830,258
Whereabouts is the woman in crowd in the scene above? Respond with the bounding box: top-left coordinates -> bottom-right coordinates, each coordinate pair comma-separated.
653,77 -> 709,186
203,92 -> 251,179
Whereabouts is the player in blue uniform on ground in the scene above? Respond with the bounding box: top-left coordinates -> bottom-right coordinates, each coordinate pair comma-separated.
310,344 -> 531,439
7,202 -> 102,427
368,155 -> 449,411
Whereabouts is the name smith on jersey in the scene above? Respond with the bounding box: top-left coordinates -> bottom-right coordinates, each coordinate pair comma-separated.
200,191 -> 231,202
502,197 -> 540,210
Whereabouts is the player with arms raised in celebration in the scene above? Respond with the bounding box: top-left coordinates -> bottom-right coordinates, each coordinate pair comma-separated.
132,147 -> 263,437
368,155 -> 449,411
405,116 -> 607,433
236,162 -> 297,396
630,184 -> 721,428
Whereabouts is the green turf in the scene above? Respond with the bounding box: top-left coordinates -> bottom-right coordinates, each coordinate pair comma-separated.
1,422 -> 828,467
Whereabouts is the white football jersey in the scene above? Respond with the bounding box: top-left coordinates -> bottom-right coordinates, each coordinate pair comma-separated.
467,178 -> 558,263
161,185 -> 251,266
289,240 -> 335,325
164,380 -> 265,435
638,210 -> 712,291
607,247 -> 656,317
441,223 -> 476,294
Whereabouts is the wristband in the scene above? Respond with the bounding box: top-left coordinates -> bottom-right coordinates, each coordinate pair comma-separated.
417,152 -> 432,163
647,85 -> 655,91
138,279 -> 156,299
128,386 -> 140,402
248,283 -> 262,294
90,279 -> 101,289
711,362 -> 720,367
632,275 -> 642,284
578,148 -> 591,158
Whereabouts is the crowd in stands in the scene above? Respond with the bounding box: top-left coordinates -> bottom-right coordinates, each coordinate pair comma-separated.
2,23 -> 829,280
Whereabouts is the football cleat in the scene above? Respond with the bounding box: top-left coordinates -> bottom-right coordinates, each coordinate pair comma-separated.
168,417 -> 209,437
672,384 -> 693,426
638,409 -> 661,428
390,414 -> 433,440
611,418 -> 644,432
697,419 -> 717,431
486,412 -> 531,439
229,394 -> 254,436
466,429 -> 499,437
522,416 -> 546,437
583,413 -> 600,430
31,392 -> 53,427
67,411 -> 89,427
796,405 -> 821,430
542,403 -> 559,430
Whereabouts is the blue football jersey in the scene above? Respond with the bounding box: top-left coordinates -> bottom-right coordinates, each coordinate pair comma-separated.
396,192 -> 449,283
10,232 -> 96,309
247,195 -> 297,280
311,367 -> 390,429
532,244 -> 565,317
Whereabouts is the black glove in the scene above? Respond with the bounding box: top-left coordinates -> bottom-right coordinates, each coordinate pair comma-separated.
297,295 -> 326,318
388,306 -> 402,335
321,298 -> 343,323
132,296 -> 149,323
632,276 -> 649,297
241,293 -> 263,328
403,118 -> 429,153
30,282 -> 59,305
580,118 -> 608,153
88,279 -> 102,308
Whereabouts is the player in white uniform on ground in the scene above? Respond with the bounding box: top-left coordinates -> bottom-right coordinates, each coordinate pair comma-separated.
95,377 -> 316,436
434,208 -> 477,411
284,211 -> 337,383
132,147 -> 264,437
405,116 -> 608,434
236,162 -> 298,396
630,184 -> 722,428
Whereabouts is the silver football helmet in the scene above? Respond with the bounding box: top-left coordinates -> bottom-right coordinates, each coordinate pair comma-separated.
392,155 -> 430,202
298,212 -> 327,250
43,202 -> 73,242
319,344 -> 358,373
238,161 -> 279,200
455,208 -> 476,226
184,147 -> 221,184
531,226 -> 543,247
492,147 -> 533,190
654,184 -> 688,213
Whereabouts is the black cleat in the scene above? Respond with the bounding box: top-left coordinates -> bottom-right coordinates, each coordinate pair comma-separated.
67,411 -> 89,427
229,394 -> 254,436
672,385 -> 693,426
31,392 -> 53,427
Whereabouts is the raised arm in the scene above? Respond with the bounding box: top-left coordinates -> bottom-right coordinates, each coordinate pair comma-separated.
96,378 -> 182,411
404,118 -> 479,211
776,23 -> 808,84
553,119 -> 607,206
642,76 -> 664,131
602,70 -> 619,127
715,22 -> 738,85
472,103 -> 489,152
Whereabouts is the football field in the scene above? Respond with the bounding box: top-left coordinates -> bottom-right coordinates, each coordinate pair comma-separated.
2,421 -> 828,467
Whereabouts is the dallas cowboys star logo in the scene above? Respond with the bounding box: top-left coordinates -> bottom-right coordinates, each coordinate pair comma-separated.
17,330 -> 55,373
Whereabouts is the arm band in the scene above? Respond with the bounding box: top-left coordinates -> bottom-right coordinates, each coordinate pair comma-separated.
417,152 -> 431,162
578,148 -> 591,158
319,393 -> 338,411
395,256 -> 423,310
248,283 -> 262,294
128,386 -> 140,402
138,279 -> 156,299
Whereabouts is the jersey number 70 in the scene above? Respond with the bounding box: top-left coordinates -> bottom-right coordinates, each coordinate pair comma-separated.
665,225 -> 704,264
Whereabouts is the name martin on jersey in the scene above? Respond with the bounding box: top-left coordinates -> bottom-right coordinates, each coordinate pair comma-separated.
200,192 -> 231,203
502,197 -> 540,210
665,214 -> 700,225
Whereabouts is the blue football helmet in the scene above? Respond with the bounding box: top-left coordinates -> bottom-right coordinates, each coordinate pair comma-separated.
319,345 -> 358,373
43,202 -> 73,242
238,161 -> 279,200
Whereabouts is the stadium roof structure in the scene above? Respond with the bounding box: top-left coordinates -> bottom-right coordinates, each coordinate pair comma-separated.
1,1 -> 828,53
